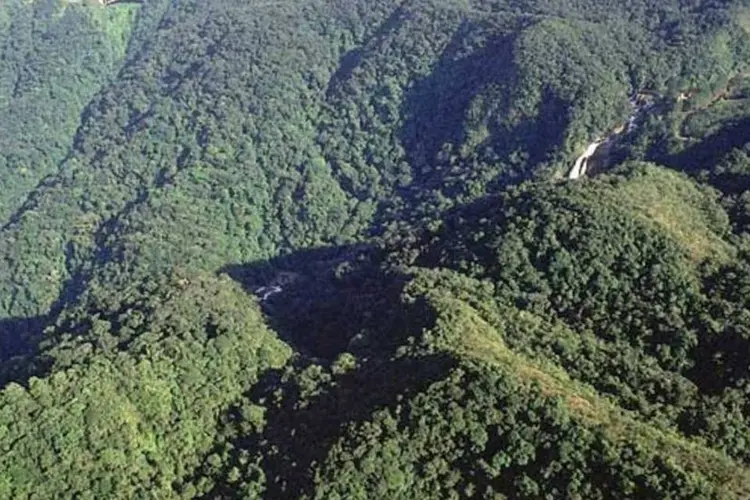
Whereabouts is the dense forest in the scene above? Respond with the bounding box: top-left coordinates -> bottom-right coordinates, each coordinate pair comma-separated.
2,0 -> 750,497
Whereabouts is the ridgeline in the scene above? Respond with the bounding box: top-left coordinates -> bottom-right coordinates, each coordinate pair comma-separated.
1,0 -> 750,498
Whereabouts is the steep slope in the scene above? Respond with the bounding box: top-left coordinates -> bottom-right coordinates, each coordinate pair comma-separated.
0,271 -> 291,498
0,0 -> 395,324
0,0 -> 746,326
0,0 -> 145,223
1,0 -> 750,498
181,264 -> 750,499
399,165 -> 750,464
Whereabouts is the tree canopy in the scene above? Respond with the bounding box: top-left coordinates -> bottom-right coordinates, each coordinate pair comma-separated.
1,0 -> 750,497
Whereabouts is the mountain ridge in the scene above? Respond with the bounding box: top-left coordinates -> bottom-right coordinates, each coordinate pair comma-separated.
2,0 -> 750,497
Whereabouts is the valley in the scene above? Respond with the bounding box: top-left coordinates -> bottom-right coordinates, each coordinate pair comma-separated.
1,0 -> 750,498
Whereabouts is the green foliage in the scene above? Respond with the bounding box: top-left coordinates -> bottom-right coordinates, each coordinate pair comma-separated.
0,271 -> 290,498
0,0 -> 750,498
682,99 -> 750,139
0,0 -> 746,322
398,165 -> 750,470
315,364 -> 724,500
0,0 -> 139,223
410,164 -> 722,371
187,272 -> 750,498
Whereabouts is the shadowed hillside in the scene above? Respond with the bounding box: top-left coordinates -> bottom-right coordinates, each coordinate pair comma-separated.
1,0 -> 750,497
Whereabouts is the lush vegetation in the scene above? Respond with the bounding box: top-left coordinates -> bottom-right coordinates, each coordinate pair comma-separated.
0,0 -> 142,223
2,0 -> 750,497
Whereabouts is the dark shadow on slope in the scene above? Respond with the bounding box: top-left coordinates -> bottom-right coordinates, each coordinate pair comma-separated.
186,242 -> 450,497
0,315 -> 54,387
0,233 -> 105,389
0,234 -> 132,388
685,260 -> 750,395
653,118 -> 750,233
0,258 -> 96,386
220,243 -> 423,361
400,20 -> 569,174
0,315 -> 48,358
195,354 -> 456,499
388,21 -> 569,222
325,5 -> 411,98
688,327 -> 750,396
661,117 -> 750,176
398,24 -> 517,174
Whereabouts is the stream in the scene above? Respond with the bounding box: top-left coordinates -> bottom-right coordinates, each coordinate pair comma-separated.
568,94 -> 657,179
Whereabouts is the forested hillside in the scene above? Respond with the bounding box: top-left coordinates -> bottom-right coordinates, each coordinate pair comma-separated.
2,0 -> 750,498
0,0 -> 144,223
